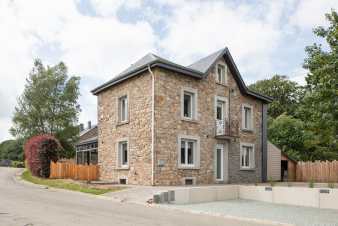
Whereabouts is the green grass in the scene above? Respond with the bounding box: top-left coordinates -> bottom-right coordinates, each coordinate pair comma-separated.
21,170 -> 123,195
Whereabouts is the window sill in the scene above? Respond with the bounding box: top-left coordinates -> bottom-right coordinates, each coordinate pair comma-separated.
216,82 -> 228,87
181,118 -> 198,123
178,165 -> 200,170
116,121 -> 129,127
117,166 -> 130,170
241,128 -> 254,133
240,168 -> 255,171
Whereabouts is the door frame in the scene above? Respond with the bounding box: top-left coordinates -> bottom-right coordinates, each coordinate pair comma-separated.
215,143 -> 229,182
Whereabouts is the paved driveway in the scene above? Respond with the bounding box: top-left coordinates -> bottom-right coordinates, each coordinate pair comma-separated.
168,199 -> 338,226
0,167 -> 277,226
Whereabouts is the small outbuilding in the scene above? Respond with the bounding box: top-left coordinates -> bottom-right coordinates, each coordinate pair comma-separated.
281,152 -> 297,182
267,141 -> 281,181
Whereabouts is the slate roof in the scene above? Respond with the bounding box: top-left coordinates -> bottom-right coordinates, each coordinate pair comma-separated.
91,47 -> 272,102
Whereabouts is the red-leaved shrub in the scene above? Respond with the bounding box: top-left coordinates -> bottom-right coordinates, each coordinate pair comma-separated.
24,135 -> 62,178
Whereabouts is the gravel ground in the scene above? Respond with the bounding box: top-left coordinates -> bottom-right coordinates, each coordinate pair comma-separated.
167,199 -> 338,226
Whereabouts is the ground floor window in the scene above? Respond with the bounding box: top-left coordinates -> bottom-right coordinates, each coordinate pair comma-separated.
178,135 -> 200,168
118,140 -> 129,168
76,142 -> 98,165
240,143 -> 255,169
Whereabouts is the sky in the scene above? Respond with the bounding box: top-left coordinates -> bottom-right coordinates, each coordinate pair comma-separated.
0,0 -> 337,142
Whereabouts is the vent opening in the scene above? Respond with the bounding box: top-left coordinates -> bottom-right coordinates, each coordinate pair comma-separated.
119,178 -> 127,184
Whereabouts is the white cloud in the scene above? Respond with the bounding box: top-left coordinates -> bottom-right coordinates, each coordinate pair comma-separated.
289,0 -> 338,29
0,0 -> 156,142
159,1 -> 284,81
90,0 -> 143,17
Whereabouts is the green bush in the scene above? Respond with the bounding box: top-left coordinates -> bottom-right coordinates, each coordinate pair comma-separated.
11,161 -> 25,168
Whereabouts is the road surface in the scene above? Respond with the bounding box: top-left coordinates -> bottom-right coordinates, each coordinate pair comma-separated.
0,167 -> 278,226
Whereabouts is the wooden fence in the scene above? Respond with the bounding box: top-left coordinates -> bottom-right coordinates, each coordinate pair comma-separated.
296,161 -> 338,183
49,162 -> 99,181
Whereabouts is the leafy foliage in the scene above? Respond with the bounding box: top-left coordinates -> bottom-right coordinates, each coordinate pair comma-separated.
251,10 -> 338,161
24,135 -> 61,178
249,75 -> 304,118
297,9 -> 338,157
0,139 -> 24,161
10,59 -> 81,158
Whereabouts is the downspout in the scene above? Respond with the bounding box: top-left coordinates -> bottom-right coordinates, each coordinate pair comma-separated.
147,65 -> 155,186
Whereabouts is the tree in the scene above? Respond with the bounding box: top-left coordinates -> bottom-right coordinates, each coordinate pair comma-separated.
249,75 -> 304,118
298,9 -> 338,157
0,139 -> 24,161
11,59 -> 81,158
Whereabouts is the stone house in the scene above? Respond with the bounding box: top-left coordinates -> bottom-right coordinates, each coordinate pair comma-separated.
92,47 -> 272,186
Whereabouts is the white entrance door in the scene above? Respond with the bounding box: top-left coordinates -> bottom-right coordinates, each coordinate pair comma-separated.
215,143 -> 228,182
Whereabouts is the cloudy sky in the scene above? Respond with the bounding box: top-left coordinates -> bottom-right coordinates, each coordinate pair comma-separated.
0,0 -> 337,142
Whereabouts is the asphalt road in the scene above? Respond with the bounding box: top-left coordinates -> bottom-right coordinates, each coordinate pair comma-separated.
0,167 -> 278,226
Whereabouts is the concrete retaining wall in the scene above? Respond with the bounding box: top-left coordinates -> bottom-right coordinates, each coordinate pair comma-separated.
158,185 -> 338,210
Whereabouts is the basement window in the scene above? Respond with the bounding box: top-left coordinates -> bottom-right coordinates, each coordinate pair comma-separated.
119,178 -> 127,184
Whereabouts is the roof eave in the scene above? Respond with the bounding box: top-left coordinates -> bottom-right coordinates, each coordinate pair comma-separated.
91,61 -> 203,95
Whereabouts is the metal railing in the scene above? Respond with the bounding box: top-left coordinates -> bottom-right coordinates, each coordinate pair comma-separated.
215,119 -> 239,137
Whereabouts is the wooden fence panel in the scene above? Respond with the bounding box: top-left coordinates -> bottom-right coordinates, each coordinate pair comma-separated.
49,162 -> 99,181
296,161 -> 338,182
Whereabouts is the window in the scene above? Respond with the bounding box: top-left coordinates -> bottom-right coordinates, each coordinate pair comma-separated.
216,64 -> 227,84
181,88 -> 197,120
178,135 -> 200,168
242,104 -> 253,130
240,143 -> 255,169
118,140 -> 128,168
215,97 -> 227,120
118,95 -> 128,123
215,144 -> 224,181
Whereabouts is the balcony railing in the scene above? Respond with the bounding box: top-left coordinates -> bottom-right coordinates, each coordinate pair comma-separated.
215,119 -> 239,137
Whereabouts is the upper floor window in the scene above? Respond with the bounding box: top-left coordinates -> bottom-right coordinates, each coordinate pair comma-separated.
216,64 -> 227,85
215,96 -> 227,121
181,88 -> 198,120
118,140 -> 128,168
240,143 -> 255,169
242,104 -> 253,131
118,95 -> 128,123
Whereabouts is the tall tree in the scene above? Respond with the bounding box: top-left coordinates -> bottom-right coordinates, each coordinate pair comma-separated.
298,9 -> 338,156
11,59 -> 81,158
249,75 -> 303,118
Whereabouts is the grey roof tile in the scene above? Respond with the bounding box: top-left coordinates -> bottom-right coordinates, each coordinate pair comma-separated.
188,48 -> 225,73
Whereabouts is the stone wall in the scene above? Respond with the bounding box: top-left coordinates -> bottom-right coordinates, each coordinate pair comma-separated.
153,57 -> 263,185
97,72 -> 152,185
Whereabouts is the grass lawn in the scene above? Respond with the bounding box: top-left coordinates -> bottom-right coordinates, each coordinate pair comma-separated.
21,170 -> 124,195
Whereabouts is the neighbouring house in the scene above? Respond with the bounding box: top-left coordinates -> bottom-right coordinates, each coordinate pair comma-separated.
92,47 -> 272,186
75,121 -> 98,165
267,141 -> 281,181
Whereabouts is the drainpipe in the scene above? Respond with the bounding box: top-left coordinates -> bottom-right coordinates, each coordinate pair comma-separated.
147,65 -> 155,186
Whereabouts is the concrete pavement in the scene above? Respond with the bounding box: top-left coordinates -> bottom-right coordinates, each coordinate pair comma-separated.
0,167 -> 278,226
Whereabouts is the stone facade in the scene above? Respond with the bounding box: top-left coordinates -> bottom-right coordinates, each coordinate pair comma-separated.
97,57 -> 264,185
98,72 -> 153,185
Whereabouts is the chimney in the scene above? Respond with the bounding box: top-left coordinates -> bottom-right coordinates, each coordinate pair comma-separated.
79,123 -> 84,132
87,121 -> 91,129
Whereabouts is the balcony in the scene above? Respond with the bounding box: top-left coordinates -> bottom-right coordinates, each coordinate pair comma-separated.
215,119 -> 239,139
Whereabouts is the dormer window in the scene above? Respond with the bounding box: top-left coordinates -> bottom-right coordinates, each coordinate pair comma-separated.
216,64 -> 227,85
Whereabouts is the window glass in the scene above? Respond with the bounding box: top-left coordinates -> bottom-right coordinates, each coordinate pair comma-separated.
180,139 -> 196,166
184,92 -> 192,118
180,141 -> 185,164
216,148 -> 222,179
217,64 -> 226,83
244,106 -> 252,129
216,100 -> 224,120
119,96 -> 128,122
119,141 -> 128,167
241,145 -> 254,168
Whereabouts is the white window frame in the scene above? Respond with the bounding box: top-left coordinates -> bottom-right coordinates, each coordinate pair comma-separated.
118,95 -> 128,123
116,138 -> 129,169
240,142 -> 255,170
214,96 -> 228,120
216,63 -> 228,85
177,135 -> 200,169
214,144 -> 224,181
241,103 -> 254,131
181,87 -> 198,121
